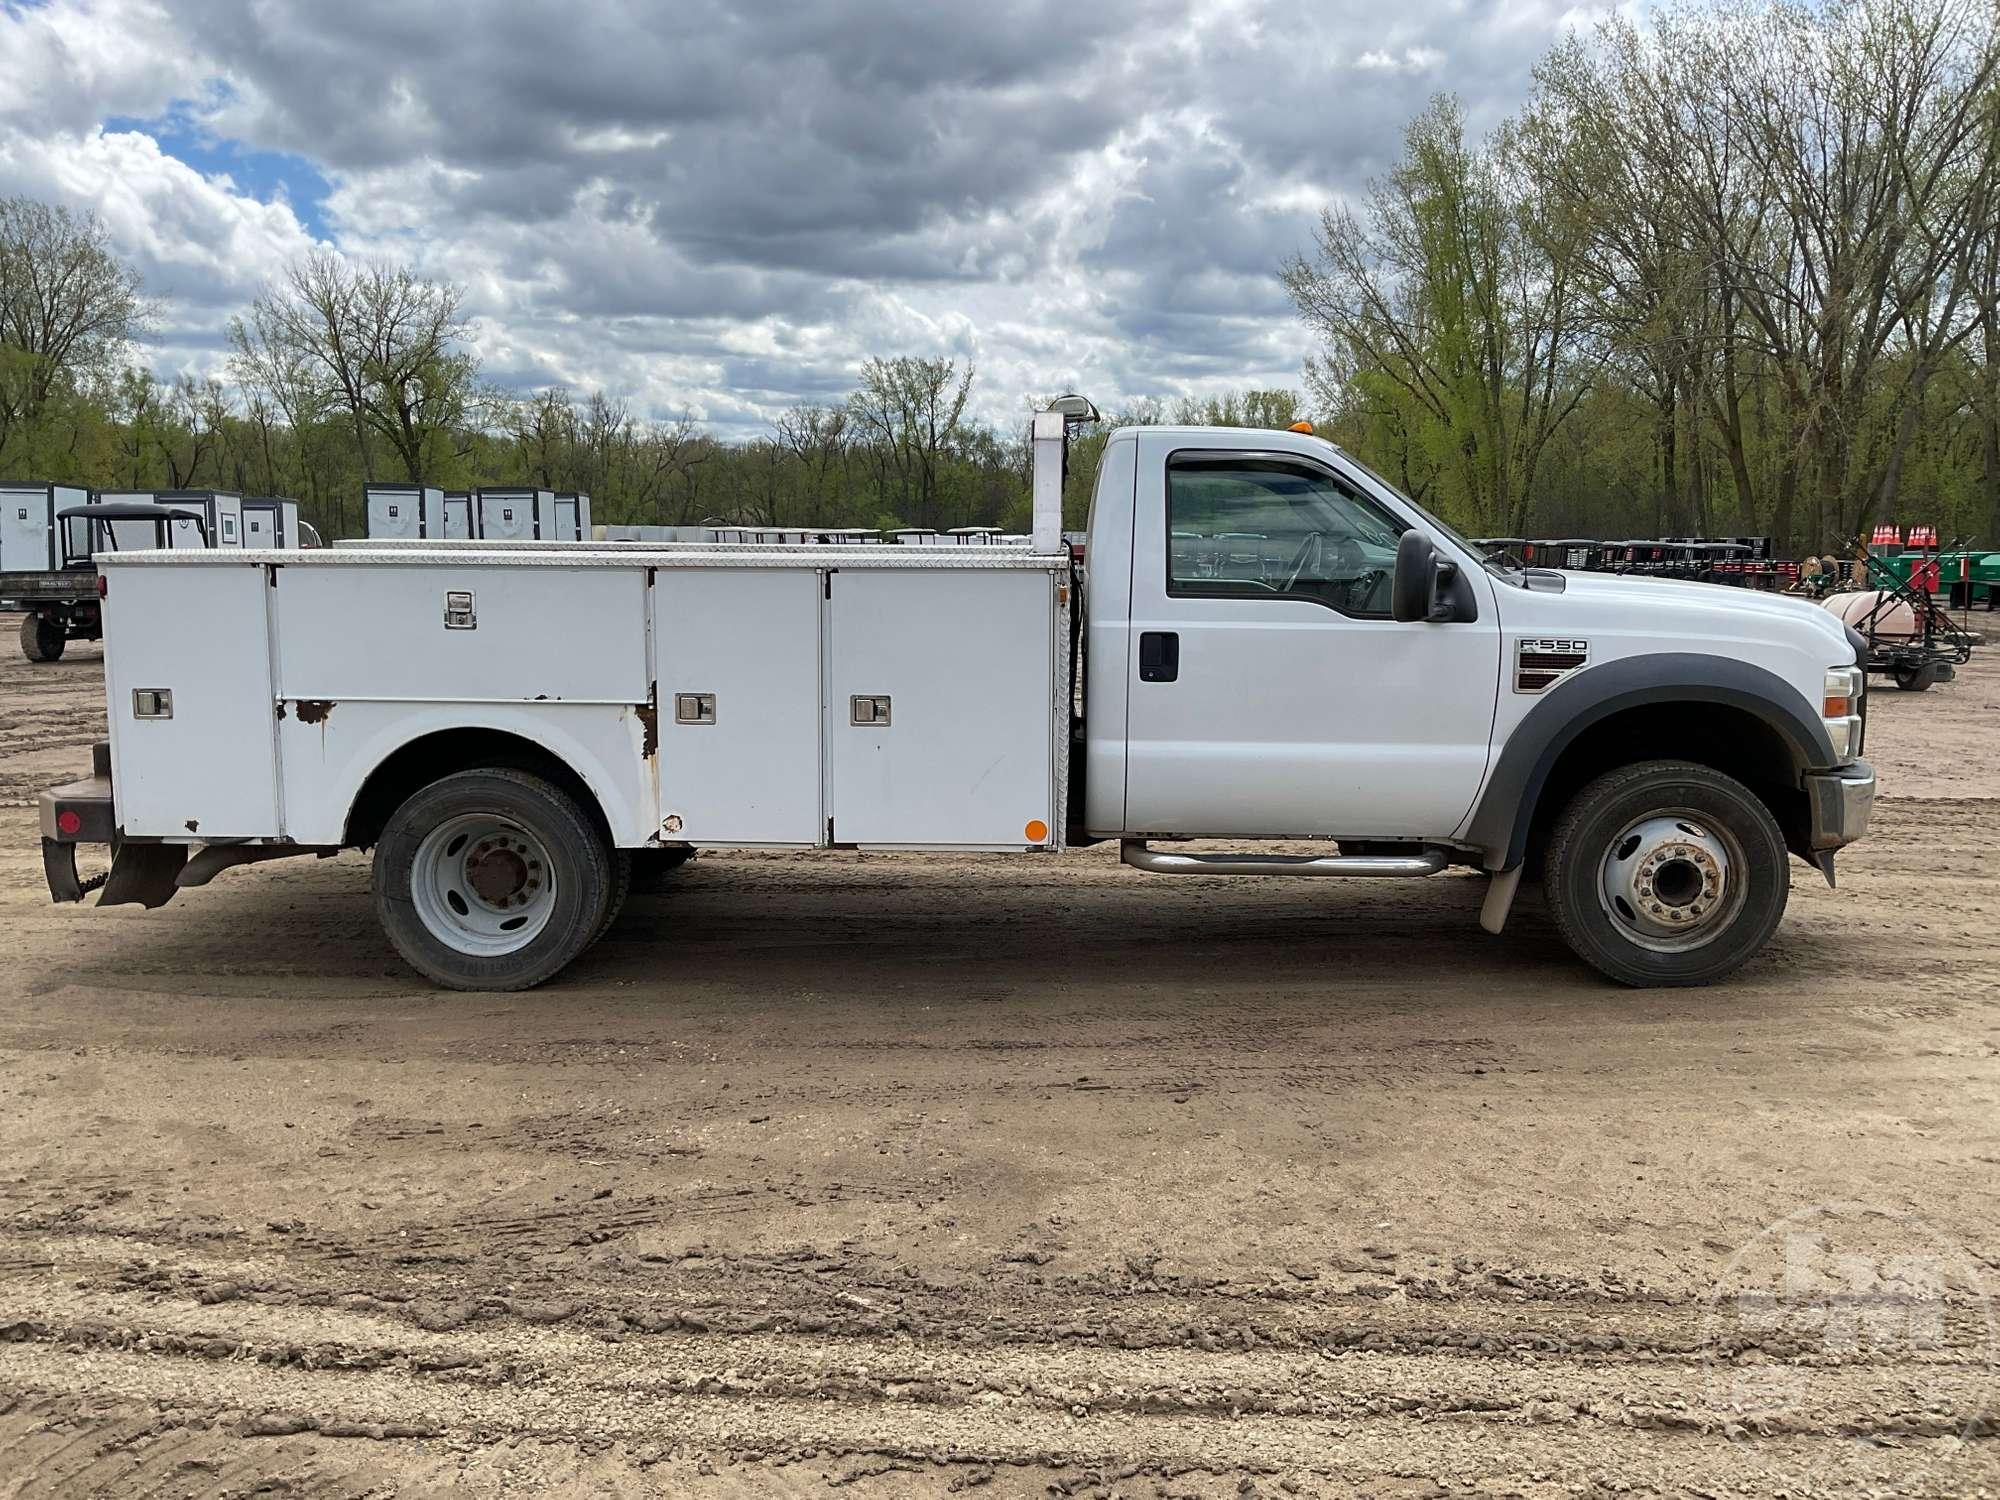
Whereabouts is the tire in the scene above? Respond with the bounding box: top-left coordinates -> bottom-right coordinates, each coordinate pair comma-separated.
20,613 -> 64,663
591,850 -> 633,948
373,768 -> 613,991
1892,664 -> 1933,692
628,846 -> 696,893
1544,760 -> 1790,987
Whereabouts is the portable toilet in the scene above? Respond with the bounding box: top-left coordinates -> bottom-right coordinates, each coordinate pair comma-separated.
441,491 -> 475,539
476,487 -> 554,541
552,491 -> 592,541
91,490 -> 242,550
241,497 -> 303,548
365,483 -> 445,539
0,483 -> 92,572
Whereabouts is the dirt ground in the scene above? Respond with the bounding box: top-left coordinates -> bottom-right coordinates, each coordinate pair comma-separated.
0,619 -> 1996,1498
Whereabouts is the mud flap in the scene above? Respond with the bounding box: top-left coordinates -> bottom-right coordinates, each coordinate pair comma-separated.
42,838 -> 82,904
1479,865 -> 1525,935
97,842 -> 187,909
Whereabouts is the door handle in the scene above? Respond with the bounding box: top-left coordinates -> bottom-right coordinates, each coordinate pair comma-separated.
1138,631 -> 1179,682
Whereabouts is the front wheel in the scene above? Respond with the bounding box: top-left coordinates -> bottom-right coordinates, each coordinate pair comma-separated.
374,768 -> 613,990
1892,663 -> 1934,692
1544,760 -> 1789,987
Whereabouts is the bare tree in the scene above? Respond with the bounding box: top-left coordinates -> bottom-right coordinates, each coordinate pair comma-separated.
847,356 -> 974,528
774,403 -> 848,523
0,198 -> 146,464
506,387 -> 576,487
1283,97 -> 1593,534
235,251 -> 476,484
1532,0 -> 2000,546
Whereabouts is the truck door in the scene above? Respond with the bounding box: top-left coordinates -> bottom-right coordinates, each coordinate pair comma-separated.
1122,436 -> 1500,840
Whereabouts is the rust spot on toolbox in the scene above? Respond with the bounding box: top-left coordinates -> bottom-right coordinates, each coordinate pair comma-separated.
293,699 -> 335,725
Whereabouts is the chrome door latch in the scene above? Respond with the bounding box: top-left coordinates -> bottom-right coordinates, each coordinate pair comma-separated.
850,695 -> 891,726
444,590 -> 476,629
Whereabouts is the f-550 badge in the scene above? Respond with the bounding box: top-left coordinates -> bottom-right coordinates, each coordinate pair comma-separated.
1515,638 -> 1589,693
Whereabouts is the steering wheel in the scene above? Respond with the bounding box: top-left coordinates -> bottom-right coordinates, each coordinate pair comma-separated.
1285,532 -> 1370,592
1345,566 -> 1387,611
1274,532 -> 1316,591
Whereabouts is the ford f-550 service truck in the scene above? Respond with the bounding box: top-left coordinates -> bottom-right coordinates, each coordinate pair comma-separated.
38,399 -> 1875,990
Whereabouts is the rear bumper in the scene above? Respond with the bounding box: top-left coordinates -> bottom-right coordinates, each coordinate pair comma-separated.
1804,759 -> 1875,851
40,744 -> 114,903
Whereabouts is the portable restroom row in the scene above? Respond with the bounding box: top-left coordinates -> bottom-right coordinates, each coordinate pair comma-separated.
364,484 -> 592,542
94,491 -> 304,552
1,484 -> 310,570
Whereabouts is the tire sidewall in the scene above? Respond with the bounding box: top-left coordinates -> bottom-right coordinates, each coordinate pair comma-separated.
374,770 -> 610,990
1549,765 -> 1789,986
21,614 -> 63,662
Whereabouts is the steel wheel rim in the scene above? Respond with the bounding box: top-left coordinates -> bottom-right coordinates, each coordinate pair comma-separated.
411,813 -> 556,956
1597,809 -> 1745,953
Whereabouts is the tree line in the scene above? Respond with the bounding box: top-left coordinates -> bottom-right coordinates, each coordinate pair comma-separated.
0,205 -> 1303,540
4,0 -> 1996,553
1286,0 -> 2000,549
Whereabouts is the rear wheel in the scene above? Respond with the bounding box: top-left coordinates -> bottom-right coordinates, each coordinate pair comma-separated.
20,613 -> 64,663
1544,760 -> 1789,987
374,768 -> 612,990
592,850 -> 633,947
1892,663 -> 1934,692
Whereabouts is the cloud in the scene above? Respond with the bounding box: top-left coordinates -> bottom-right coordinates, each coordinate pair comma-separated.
0,0 -> 1611,434
0,122 -> 319,377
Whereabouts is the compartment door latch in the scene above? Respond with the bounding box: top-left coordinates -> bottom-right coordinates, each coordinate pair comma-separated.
850,695 -> 892,726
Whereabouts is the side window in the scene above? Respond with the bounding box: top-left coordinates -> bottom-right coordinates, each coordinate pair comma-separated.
1166,454 -> 1407,617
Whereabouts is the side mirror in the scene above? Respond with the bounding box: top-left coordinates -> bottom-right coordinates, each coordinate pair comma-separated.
1392,530 -> 1472,623
1392,530 -> 1438,621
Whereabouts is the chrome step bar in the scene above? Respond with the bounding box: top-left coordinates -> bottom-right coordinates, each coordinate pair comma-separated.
1121,841 -> 1448,878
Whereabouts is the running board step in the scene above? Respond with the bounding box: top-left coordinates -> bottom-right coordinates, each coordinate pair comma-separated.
1120,841 -> 1448,878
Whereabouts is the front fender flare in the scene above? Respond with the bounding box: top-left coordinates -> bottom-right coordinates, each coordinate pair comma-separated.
1463,653 -> 1835,871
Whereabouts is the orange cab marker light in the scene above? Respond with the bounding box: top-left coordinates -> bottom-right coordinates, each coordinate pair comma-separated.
1024,819 -> 1050,843
1288,421 -> 1315,434
1824,694 -> 1851,717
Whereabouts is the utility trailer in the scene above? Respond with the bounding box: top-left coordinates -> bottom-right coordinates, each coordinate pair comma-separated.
1847,552 -> 1975,691
42,401 -> 1879,992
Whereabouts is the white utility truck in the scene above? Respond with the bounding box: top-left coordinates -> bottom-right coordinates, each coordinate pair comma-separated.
39,400 -> 1876,989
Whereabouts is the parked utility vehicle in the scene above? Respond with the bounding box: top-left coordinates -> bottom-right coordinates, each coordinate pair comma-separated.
39,400 -> 1875,988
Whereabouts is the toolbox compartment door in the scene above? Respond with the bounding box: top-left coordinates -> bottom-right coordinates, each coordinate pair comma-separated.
656,568 -> 823,845
826,568 -> 1057,847
102,562 -> 280,838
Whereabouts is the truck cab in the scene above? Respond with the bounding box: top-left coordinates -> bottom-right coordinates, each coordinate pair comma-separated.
39,403 -> 1874,992
1078,422 -> 1873,984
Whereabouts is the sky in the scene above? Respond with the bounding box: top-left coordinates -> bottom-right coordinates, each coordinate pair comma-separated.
0,0 -> 1614,439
